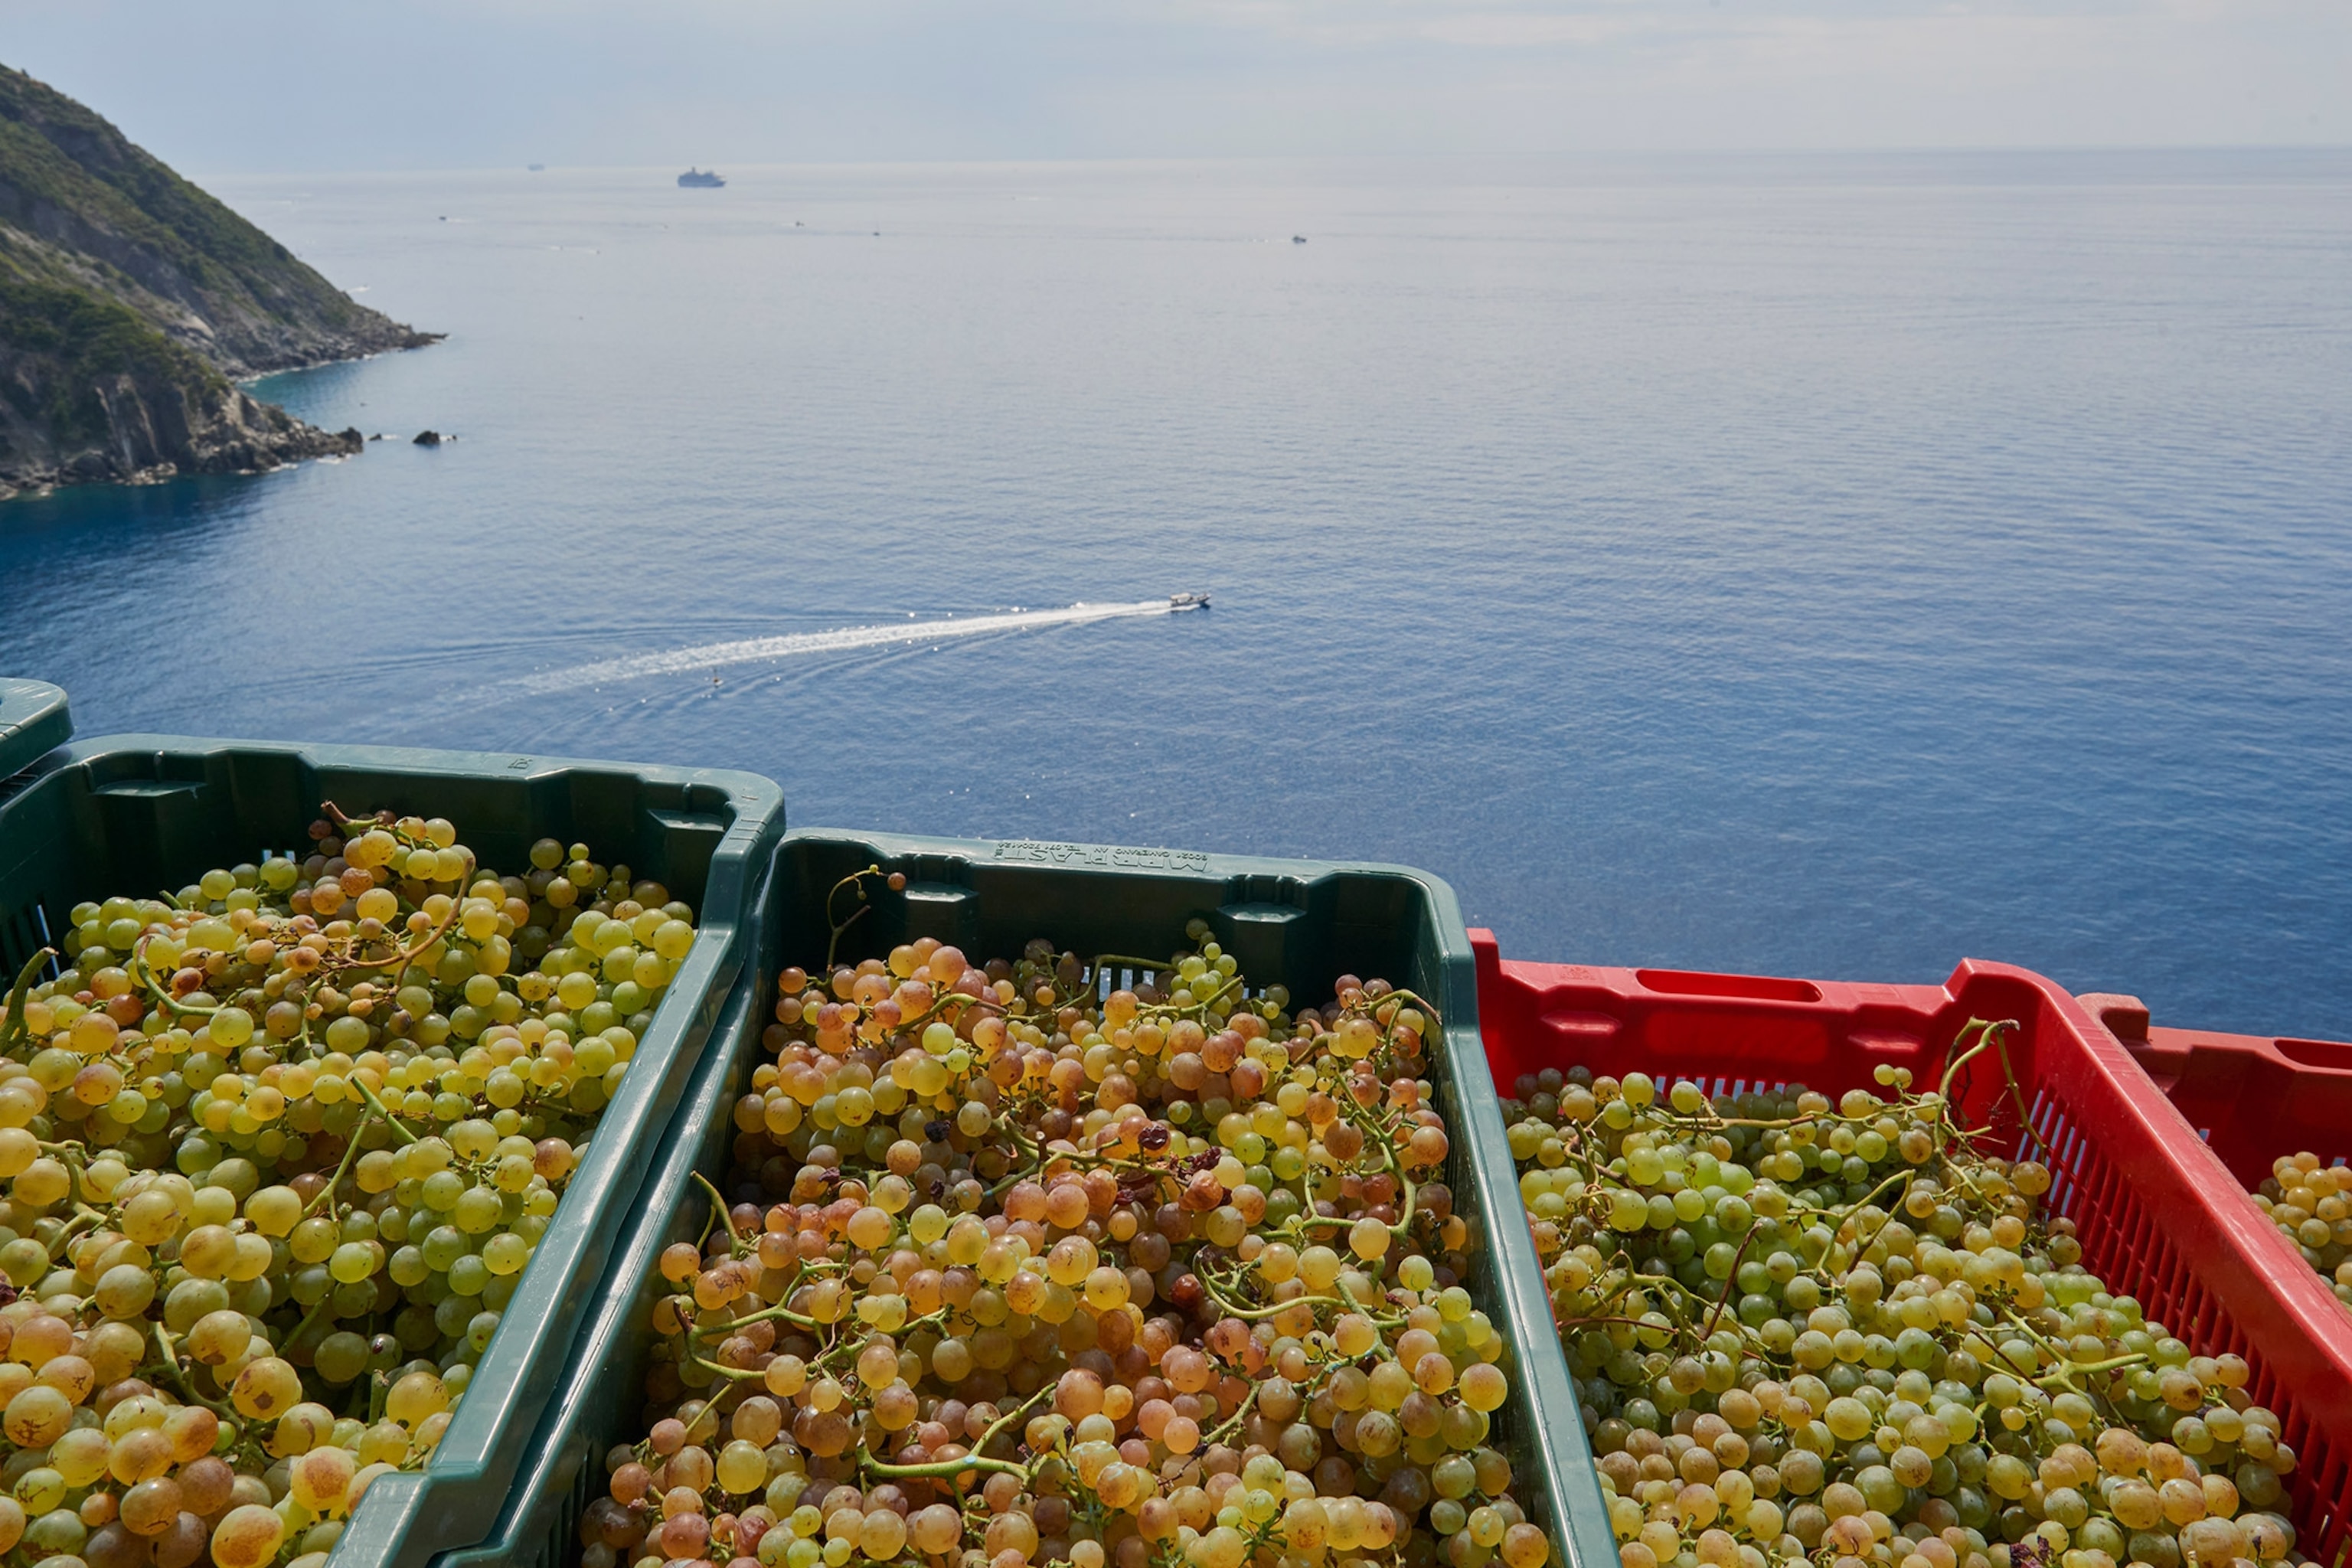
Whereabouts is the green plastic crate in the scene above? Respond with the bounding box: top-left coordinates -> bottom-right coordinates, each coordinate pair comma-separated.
0,735 -> 786,1568
0,677 -> 71,781
432,828 -> 1600,1568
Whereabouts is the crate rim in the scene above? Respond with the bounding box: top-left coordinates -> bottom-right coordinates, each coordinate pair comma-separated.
20,730 -> 784,808
780,823 -> 1473,889
0,677 -> 71,783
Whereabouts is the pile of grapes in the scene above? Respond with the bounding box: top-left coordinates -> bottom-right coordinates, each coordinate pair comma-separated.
0,807 -> 699,1568
577,890 -> 1546,1568
1501,1021 -> 2313,1568
2247,1155 -> 2352,1313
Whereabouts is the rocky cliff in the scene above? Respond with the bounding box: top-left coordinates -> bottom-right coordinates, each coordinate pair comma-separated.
0,63 -> 438,499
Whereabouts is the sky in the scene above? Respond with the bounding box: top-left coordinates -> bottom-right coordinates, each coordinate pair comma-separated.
4,0 -> 2348,172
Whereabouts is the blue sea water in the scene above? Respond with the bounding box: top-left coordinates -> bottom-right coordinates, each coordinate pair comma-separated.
2,152 -> 2348,1037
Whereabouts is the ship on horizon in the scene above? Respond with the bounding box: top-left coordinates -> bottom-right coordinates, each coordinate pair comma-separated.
678,168 -> 726,188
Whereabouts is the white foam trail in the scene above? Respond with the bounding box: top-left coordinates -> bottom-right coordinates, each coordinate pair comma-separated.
515,600 -> 1183,695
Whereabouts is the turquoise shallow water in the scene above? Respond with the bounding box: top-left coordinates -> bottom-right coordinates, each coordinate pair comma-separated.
2,152 -> 2349,1036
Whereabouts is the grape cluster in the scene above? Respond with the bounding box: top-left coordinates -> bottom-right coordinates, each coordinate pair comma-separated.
577,887 -> 1545,1568
1502,1021 -> 2313,1568
0,806 -> 700,1567
2247,1156 -> 2352,1313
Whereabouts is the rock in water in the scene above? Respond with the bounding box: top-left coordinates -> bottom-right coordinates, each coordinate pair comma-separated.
0,62 -> 441,499
413,430 -> 442,446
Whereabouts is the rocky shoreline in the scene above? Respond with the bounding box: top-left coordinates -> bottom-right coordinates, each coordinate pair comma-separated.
1,63 -> 439,501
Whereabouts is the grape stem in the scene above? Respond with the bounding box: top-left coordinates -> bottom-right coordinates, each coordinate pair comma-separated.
151,1322 -> 239,1418
354,1079 -> 422,1145
1167,973 -> 1244,1019
319,801 -> 384,834
1812,1169 -> 1916,1277
1700,1226 -> 1761,1340
1289,1097 -> 1419,1241
46,1206 -> 101,1261
1988,1301 -> 2146,1398
303,1109 -> 379,1218
1563,1313 -> 1691,1347
985,1120 -> 1172,1200
1196,1263 -> 1394,1325
1936,1021 -> 2001,1112
689,1295 -> 821,1334
1937,1018 -> 2043,1164
1988,1025 -> 2048,1165
1330,1275 -> 1406,1328
284,1284 -> 339,1357
860,1383 -> 1053,1482
688,1350 -> 768,1383
368,1367 -> 392,1424
0,946 -> 54,1051
129,936 -> 222,1019
822,865 -> 885,972
660,1379 -> 731,1455
336,896 -> 466,990
983,1116 -> 1044,1188
693,1172 -> 745,1250
1203,1380 -> 1260,1446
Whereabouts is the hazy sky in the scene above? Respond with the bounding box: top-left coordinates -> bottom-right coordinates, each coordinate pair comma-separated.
8,0 -> 2348,172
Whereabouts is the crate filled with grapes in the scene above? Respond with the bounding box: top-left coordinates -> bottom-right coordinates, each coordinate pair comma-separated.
1474,938 -> 2352,1568
0,735 -> 783,1567
431,831 -> 1588,1568
2071,995 -> 2352,1320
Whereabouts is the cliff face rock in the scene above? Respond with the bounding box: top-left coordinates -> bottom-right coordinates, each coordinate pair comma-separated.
0,63 -> 437,499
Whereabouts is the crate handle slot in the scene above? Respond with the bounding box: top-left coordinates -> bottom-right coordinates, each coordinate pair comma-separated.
1536,1005 -> 1621,1040
2275,1037 -> 2352,1074
1634,967 -> 1822,1003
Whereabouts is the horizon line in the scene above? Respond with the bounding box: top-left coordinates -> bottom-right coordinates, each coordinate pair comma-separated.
195,142 -> 2352,182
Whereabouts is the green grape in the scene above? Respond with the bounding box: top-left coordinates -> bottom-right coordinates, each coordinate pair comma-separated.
1504,1033 -> 2306,1568
2249,1154 -> 2352,1314
0,803 -> 704,1563
482,1231 -> 531,1276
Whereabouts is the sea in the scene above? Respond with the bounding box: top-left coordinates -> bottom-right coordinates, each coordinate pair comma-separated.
2,152 -> 2347,1038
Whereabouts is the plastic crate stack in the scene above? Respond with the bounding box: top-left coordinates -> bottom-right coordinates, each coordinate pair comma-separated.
9,668 -> 2351,1568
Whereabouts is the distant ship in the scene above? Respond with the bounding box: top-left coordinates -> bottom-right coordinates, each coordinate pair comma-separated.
678,168 -> 726,188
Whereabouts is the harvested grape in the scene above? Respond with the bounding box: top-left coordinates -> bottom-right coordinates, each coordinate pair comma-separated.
1504,1024 -> 2313,1568
579,886 -> 1540,1568
0,806 -> 701,1566
2248,1155 -> 2352,1313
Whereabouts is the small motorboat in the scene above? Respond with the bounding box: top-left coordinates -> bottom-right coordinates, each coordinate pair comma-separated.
1169,592 -> 1210,611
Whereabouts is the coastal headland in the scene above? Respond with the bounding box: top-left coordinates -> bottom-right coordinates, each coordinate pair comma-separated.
0,63 -> 436,499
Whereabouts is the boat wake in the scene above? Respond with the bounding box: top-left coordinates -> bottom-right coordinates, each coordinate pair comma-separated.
514,599 -> 1201,696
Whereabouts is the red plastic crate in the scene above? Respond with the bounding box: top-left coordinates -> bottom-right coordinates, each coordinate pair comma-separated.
2076,993 -> 2352,1185
1472,933 -> 2352,1568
